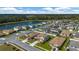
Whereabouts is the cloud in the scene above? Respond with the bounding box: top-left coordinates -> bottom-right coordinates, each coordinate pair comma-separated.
0,7 -> 25,14
55,7 -> 71,10
0,7 -> 49,14
0,7 -> 16,10
46,7 -> 79,14
42,7 -> 73,14
0,7 -> 79,14
42,7 -> 53,11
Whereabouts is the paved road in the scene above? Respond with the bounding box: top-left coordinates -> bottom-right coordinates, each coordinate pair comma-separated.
0,40 -> 6,44
69,40 -> 79,51
8,39 -> 40,51
4,31 -> 41,51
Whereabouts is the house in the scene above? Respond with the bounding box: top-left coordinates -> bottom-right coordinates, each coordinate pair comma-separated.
28,25 -> 33,28
2,29 -> 15,35
22,26 -> 27,30
50,28 -> 59,33
34,33 -> 45,42
13,26 -> 22,31
66,25 -> 74,30
34,32 -> 49,42
34,35 -> 49,42
28,32 -> 40,39
46,28 -> 60,36
0,30 -> 5,37
34,36 -> 44,42
49,37 -> 65,50
0,29 -> 16,36
60,30 -> 71,37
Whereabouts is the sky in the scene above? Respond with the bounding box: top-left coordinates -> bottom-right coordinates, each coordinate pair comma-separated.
0,7 -> 79,14
0,0 -> 79,14
0,0 -> 79,7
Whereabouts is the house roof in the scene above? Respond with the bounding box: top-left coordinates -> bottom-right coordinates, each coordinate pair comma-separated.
49,37 -> 65,47
60,30 -> 70,36
2,29 -> 15,34
0,30 -> 5,36
37,33 -> 45,37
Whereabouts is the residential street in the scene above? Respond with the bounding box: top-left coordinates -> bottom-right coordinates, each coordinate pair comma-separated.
0,31 -> 41,51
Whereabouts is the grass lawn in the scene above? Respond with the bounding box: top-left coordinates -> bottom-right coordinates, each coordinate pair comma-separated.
59,37 -> 70,51
17,35 -> 26,41
36,42 -> 52,51
17,37 -> 25,41
0,44 -> 21,51
34,45 -> 46,51
34,35 -> 54,51
35,35 -> 54,51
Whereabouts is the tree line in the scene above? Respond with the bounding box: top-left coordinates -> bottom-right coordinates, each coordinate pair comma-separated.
0,14 -> 79,24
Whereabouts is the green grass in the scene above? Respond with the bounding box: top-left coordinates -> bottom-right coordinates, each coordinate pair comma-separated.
0,44 -> 21,51
59,37 -> 70,51
36,35 -> 53,51
35,35 -> 54,51
34,45 -> 46,51
17,35 -> 26,41
18,38 -> 25,41
36,42 -> 52,51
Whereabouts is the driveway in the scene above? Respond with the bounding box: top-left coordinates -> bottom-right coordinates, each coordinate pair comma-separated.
30,41 -> 39,47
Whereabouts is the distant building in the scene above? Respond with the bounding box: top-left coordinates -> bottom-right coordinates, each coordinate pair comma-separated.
0,30 -> 5,37
22,26 -> 27,30
28,25 -> 33,28
0,29 -> 16,37
2,29 -> 15,35
65,23 -> 73,29
46,28 -> 60,36
13,26 -> 21,31
60,30 -> 71,37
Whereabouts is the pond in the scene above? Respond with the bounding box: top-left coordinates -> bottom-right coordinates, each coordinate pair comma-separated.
0,21 -> 42,30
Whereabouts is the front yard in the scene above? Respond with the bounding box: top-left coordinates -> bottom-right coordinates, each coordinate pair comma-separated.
59,37 -> 70,51
35,36 -> 54,51
35,42 -> 52,51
